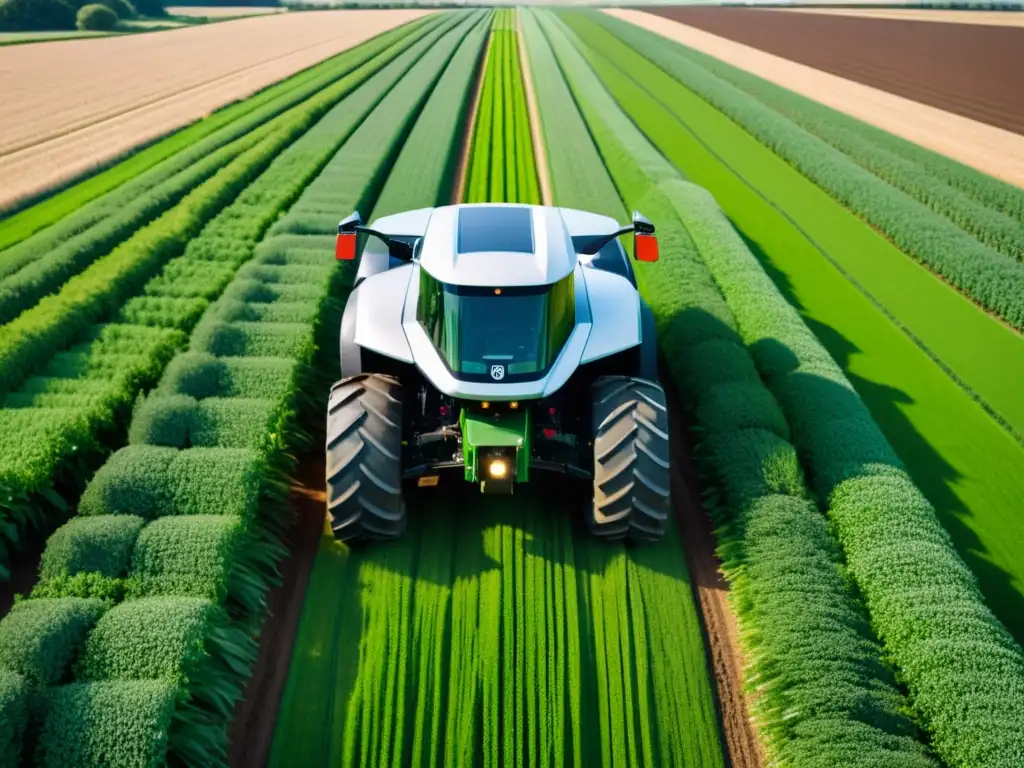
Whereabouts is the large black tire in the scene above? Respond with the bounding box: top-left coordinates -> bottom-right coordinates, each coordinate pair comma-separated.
589,375 -> 670,542
326,373 -> 406,543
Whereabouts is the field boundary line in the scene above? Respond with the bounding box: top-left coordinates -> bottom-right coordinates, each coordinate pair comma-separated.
452,18 -> 492,204
516,9 -> 552,205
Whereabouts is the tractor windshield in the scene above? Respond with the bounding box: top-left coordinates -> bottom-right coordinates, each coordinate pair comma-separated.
417,269 -> 575,381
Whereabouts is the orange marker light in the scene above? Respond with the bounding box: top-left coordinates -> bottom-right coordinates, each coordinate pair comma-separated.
635,233 -> 659,262
336,233 -> 356,260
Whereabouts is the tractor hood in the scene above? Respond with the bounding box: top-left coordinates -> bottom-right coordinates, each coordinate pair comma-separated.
417,204 -> 577,287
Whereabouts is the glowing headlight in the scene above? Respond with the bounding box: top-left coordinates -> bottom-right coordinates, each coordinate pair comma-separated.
488,459 -> 508,479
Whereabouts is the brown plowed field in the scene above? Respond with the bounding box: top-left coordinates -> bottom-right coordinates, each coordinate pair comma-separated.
0,9 -> 426,210
640,7 -> 1024,136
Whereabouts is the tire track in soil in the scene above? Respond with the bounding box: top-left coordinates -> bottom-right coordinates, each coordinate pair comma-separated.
451,25 -> 492,205
516,10 -> 553,206
664,383 -> 764,768
228,453 -> 326,768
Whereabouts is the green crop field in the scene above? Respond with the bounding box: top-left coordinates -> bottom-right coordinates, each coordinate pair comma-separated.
0,6 -> 1022,768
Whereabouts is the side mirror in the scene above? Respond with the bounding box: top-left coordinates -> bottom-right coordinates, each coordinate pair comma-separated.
632,210 -> 658,262
336,211 -> 362,260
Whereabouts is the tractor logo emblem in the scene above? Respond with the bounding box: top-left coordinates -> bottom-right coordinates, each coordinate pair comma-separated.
490,364 -> 505,381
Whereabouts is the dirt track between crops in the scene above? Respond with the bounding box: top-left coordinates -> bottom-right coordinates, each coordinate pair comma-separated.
518,11 -> 553,206
0,9 -> 427,212
666,390 -> 763,768
451,29 -> 490,204
637,6 -> 1024,137
228,455 -> 325,768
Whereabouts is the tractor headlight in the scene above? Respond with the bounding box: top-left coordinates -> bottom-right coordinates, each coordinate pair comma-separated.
487,458 -> 509,479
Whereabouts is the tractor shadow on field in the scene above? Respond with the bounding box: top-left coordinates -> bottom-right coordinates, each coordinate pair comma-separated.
737,229 -> 1024,641
386,473 -> 695,588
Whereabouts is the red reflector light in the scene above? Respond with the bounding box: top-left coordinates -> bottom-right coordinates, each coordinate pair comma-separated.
335,232 -> 356,260
542,428 -> 557,439
635,233 -> 659,262
439,405 -> 448,416
548,407 -> 557,417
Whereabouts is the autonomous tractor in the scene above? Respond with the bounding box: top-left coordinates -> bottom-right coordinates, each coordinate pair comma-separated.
328,203 -> 670,544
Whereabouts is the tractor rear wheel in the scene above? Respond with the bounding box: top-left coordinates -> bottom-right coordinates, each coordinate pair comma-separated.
589,375 -> 670,542
325,373 -> 406,543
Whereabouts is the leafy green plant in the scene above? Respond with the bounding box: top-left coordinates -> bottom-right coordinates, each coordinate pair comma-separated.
0,670 -> 30,768
373,10 -> 491,217
0,598 -> 105,685
39,515 -> 145,581
37,680 -> 177,766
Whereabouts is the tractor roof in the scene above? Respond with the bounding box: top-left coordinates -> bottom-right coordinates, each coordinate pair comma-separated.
416,204 -> 578,287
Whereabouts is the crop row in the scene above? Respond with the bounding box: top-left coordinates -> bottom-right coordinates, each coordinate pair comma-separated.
585,13 -> 1024,331
0,15 -> 458,583
464,9 -> 540,205
0,12 -> 477,764
666,43 -> 1024,259
0,16 -> 441,331
527,7 -> 946,765
543,9 -> 1024,767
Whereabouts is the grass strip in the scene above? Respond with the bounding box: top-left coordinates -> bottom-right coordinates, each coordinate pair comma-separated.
372,11 -> 493,217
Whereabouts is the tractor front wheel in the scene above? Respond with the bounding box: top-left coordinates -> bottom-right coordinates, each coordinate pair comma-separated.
325,373 -> 406,544
589,375 -> 670,542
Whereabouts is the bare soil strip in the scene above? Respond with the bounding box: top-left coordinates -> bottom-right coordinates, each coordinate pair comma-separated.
777,7 -> 1024,27
608,9 -> 1024,188
635,6 -> 1024,137
0,10 -> 426,210
665,387 -> 764,768
451,28 -> 491,204
228,454 -> 327,768
517,11 -> 553,205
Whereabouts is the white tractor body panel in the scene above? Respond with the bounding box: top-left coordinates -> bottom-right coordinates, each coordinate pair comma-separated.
579,268 -> 641,364
417,204 -> 577,287
345,203 -> 648,399
352,265 -> 415,363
